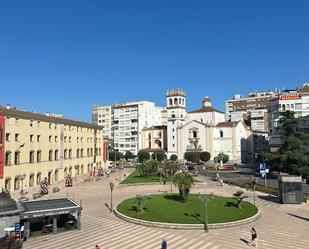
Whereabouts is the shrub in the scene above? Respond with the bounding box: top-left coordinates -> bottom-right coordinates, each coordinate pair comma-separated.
199,151 -> 211,162
170,154 -> 178,161
137,150 -> 150,163
184,152 -> 199,163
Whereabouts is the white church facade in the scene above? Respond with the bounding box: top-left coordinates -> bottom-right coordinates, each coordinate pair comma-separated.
165,89 -> 262,163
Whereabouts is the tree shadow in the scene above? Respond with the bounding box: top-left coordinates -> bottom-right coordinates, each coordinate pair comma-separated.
257,195 -> 280,203
287,213 -> 309,222
225,201 -> 237,208
164,194 -> 181,202
240,238 -> 249,245
184,212 -> 204,224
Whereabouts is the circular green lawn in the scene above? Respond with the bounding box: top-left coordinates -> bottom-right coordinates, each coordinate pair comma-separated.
117,194 -> 258,224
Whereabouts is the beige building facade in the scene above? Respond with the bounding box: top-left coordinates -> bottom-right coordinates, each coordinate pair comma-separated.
0,106 -> 107,193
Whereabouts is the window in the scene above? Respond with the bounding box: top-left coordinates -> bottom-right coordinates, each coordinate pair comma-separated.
37,121 -> 41,128
30,120 -> 34,127
29,174 -> 34,187
37,150 -> 42,162
77,137 -> 79,142
14,151 -> 20,165
49,123 -> 52,129
15,118 -> 20,126
30,134 -> 34,142
6,133 -> 10,142
87,148 -> 90,157
55,169 -> 59,181
29,150 -> 35,163
69,137 -> 72,143
220,130 -> 223,138
14,177 -> 20,191
54,150 -> 59,161
49,135 -> 52,142
81,149 -> 84,158
15,133 -> 20,142
193,131 -> 197,138
90,148 -> 93,156
55,136 -> 58,142
64,136 -> 67,143
37,135 -> 41,142
49,150 -> 53,161
77,149 -> 80,158
5,151 -> 11,165
69,149 -> 72,159
6,117 -> 10,125
64,149 -> 68,159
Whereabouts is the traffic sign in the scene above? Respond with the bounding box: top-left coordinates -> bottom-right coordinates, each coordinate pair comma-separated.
259,163 -> 266,171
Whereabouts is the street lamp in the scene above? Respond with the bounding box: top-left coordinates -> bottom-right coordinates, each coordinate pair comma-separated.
109,182 -> 115,212
198,193 -> 210,232
251,176 -> 257,206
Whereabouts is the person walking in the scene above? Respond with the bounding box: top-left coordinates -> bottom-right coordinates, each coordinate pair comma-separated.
248,227 -> 258,247
161,238 -> 167,249
95,245 -> 101,249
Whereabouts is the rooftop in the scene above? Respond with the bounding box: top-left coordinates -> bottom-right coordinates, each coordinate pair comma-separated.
0,106 -> 102,129
189,106 -> 224,114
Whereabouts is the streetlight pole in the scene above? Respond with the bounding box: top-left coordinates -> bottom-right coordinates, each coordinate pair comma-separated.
109,182 -> 114,212
198,193 -> 209,232
251,177 -> 256,206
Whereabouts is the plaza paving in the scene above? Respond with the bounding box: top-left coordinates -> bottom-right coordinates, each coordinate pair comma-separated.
22,169 -> 309,249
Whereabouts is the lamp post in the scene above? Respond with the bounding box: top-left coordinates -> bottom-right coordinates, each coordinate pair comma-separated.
251,176 -> 257,206
198,193 -> 210,232
109,182 -> 114,212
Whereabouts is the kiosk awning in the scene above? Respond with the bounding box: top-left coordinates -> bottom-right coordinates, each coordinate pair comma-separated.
20,198 -> 81,219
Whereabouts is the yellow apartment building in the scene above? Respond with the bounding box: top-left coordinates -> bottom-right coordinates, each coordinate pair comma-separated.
0,106 -> 107,193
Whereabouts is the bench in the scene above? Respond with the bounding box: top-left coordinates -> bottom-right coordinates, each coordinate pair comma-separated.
52,187 -> 60,193
33,193 -> 42,199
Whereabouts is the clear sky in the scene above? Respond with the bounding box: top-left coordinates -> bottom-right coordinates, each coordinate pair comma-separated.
0,0 -> 308,121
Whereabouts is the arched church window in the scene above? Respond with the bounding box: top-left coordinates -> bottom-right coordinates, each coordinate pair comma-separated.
174,98 -> 178,105
169,99 -> 173,106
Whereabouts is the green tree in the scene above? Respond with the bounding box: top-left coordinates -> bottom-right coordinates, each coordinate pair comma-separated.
184,151 -> 199,163
137,150 -> 150,163
163,162 -> 179,176
214,152 -> 229,163
125,151 -> 134,161
170,154 -> 178,161
137,160 -> 159,176
233,190 -> 248,209
267,111 -> 309,176
134,195 -> 146,213
173,172 -> 195,202
199,151 -> 211,162
109,151 -> 123,161
153,149 -> 166,162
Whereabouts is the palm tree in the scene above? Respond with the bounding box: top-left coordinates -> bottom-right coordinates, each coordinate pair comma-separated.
173,172 -> 195,202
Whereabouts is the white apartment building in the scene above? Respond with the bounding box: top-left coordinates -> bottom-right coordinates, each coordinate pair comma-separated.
268,84 -> 309,152
112,101 -> 163,155
92,105 -> 112,139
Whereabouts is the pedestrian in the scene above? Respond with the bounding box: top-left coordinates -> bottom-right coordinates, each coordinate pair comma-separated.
248,227 -> 258,247
220,178 -> 223,187
161,238 -> 167,249
95,245 -> 100,249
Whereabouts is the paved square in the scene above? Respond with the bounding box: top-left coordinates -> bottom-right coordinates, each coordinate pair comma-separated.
22,170 -> 309,249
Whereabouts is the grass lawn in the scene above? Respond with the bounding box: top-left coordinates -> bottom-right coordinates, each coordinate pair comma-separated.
117,194 -> 258,224
120,169 -> 172,184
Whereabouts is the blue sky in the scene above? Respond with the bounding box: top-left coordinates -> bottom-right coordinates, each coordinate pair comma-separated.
1,0 -> 308,121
